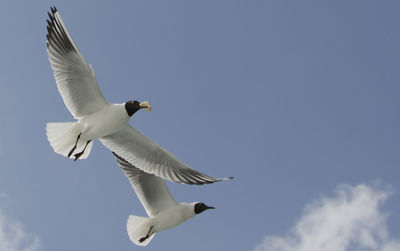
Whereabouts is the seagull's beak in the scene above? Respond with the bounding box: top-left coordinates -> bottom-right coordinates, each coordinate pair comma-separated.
206,206 -> 215,210
139,101 -> 151,112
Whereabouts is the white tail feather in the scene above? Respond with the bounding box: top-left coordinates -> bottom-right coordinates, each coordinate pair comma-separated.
46,122 -> 93,159
127,215 -> 156,246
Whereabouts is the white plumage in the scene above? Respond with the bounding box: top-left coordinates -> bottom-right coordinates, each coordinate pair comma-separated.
45,7 -> 232,185
114,153 -> 215,246
45,6 -> 232,246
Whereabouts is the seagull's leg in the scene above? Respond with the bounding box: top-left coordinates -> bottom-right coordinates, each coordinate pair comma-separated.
139,226 -> 154,243
73,140 -> 91,161
68,133 -> 82,158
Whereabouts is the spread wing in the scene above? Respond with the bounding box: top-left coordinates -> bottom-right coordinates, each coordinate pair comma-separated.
114,153 -> 178,217
46,7 -> 109,119
101,125 -> 232,185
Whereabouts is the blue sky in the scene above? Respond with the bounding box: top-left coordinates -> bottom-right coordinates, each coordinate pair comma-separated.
0,0 -> 399,250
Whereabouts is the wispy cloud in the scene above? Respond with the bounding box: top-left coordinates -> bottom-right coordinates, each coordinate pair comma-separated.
0,210 -> 40,251
255,184 -> 400,251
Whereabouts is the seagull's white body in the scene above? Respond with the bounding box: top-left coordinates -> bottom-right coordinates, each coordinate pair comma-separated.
115,154 -> 210,246
46,103 -> 129,160
79,103 -> 129,140
149,204 -> 195,232
129,203 -> 196,244
45,7 -> 232,185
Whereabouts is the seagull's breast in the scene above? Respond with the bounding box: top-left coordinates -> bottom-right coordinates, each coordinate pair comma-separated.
80,103 -> 130,139
152,204 -> 195,232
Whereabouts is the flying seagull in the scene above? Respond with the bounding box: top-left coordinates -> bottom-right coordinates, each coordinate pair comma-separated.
114,153 -> 215,246
45,7 -> 232,185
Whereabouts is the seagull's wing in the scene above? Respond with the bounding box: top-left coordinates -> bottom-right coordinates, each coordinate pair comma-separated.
46,7 -> 109,119
101,125 -> 232,185
114,153 -> 178,217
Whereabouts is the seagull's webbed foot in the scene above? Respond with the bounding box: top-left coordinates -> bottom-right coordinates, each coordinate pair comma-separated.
68,133 -> 82,158
73,152 -> 83,161
138,236 -> 147,243
139,226 -> 154,243
73,140 -> 91,161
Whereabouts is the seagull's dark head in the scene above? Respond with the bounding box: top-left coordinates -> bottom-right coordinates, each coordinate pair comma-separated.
194,202 -> 215,214
125,100 -> 151,117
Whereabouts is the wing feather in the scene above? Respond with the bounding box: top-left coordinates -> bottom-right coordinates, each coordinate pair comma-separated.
114,153 -> 178,217
101,126 -> 232,185
46,7 -> 109,119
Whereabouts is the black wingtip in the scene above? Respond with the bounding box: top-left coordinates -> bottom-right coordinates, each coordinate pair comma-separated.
46,6 -> 78,55
50,6 -> 57,14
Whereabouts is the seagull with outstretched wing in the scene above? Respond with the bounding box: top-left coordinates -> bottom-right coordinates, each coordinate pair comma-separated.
114,153 -> 215,246
45,7 -> 232,185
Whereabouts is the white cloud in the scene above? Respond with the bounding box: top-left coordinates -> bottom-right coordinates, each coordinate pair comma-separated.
0,210 -> 40,251
255,184 -> 400,251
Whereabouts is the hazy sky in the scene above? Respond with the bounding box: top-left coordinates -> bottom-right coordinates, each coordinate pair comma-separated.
0,1 -> 399,250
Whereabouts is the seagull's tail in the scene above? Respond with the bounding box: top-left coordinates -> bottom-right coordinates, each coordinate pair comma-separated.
127,215 -> 156,246
46,122 -> 93,159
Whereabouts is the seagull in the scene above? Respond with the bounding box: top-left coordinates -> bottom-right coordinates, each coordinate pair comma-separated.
45,7 -> 232,185
114,152 -> 215,246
